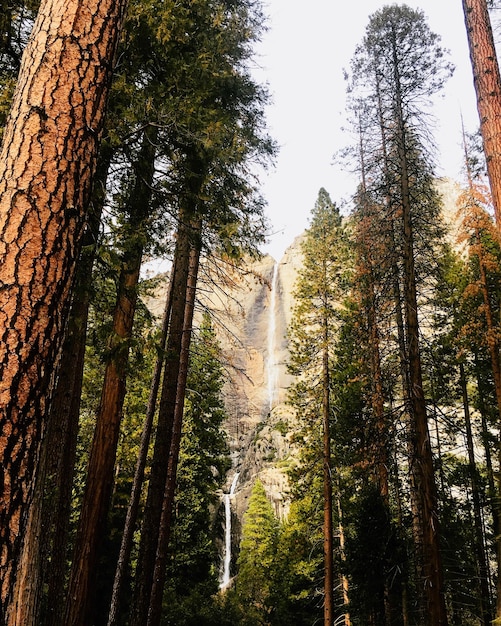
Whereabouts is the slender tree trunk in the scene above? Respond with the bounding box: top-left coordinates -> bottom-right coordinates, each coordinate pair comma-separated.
129,206 -> 195,626
64,126 -> 157,626
475,246 -> 501,621
462,0 -> 501,230
107,261 -> 176,626
460,362 -> 492,625
0,0 -> 127,616
322,320 -> 335,626
336,491 -> 351,626
43,150 -> 112,626
474,351 -> 499,540
391,28 -> 447,624
147,233 -> 201,626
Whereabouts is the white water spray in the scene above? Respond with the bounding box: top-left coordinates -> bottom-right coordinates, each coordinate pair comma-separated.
220,472 -> 239,589
267,262 -> 279,411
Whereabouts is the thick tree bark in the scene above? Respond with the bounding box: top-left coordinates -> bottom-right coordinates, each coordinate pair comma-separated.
462,0 -> 501,230
147,233 -> 201,626
64,126 -> 157,626
8,189 -> 104,626
0,0 -> 127,617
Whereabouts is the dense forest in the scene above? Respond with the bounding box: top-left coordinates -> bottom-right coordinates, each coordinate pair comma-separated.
1,1 -> 501,625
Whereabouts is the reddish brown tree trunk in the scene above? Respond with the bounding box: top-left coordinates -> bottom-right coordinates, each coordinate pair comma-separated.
64,127 -> 156,626
107,261 -> 176,626
0,0 -> 126,617
8,189 -> 104,626
462,0 -> 501,230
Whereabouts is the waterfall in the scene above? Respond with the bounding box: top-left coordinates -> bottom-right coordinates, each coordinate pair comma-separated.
267,262 -> 279,411
220,472 -> 239,589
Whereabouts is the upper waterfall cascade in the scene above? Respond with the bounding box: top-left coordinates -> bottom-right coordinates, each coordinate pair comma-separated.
266,262 -> 279,411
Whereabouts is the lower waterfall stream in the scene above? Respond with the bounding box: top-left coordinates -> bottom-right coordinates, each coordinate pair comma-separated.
220,472 -> 239,589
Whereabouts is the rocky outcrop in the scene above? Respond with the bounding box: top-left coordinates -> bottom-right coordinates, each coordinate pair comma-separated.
146,177 -> 464,556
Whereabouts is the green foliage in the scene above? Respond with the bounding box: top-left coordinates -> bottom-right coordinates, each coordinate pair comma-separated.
235,480 -> 279,622
160,314 -> 231,624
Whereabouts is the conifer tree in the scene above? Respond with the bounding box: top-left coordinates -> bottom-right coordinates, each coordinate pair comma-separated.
0,0 -> 127,618
288,188 -> 351,626
348,6 -> 452,624
236,480 -> 279,623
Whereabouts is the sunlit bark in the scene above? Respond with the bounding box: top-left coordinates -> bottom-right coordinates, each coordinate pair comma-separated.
0,0 -> 126,617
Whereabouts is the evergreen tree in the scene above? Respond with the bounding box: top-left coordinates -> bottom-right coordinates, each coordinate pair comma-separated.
347,7 -> 453,623
161,314 -> 231,624
236,480 -> 279,623
0,0 -> 127,619
288,188 -> 352,626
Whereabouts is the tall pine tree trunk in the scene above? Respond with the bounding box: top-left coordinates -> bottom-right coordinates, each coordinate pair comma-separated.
107,261 -> 176,626
462,0 -> 501,229
392,30 -> 447,625
130,203 -> 197,626
42,150 -> 112,626
64,126 -> 157,626
8,178 -> 105,626
322,325 -> 335,626
398,120 -> 447,626
475,244 -> 501,621
147,231 -> 201,626
460,362 -> 492,625
0,0 -> 126,617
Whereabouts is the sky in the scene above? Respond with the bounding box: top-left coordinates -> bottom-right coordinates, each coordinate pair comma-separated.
254,1 -> 483,261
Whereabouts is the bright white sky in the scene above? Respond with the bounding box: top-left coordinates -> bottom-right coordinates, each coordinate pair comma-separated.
254,1 -> 483,261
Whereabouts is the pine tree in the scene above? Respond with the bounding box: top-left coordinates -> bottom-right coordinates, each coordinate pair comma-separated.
347,7 -> 452,623
236,480 -> 279,623
0,0 -> 127,618
288,188 -> 352,626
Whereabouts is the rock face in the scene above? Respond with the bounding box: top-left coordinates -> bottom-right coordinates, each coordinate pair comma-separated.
146,177 -> 464,581
205,239 -> 305,522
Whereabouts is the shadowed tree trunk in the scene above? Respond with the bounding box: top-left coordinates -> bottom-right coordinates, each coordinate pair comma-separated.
107,260 -> 176,626
460,362 -> 493,625
64,125 -> 157,626
147,230 -> 201,626
129,197 -> 199,626
0,0 -> 127,618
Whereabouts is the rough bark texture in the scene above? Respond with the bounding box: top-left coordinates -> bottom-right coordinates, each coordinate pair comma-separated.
0,0 -> 127,617
462,0 -> 501,229
8,204 -> 100,626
